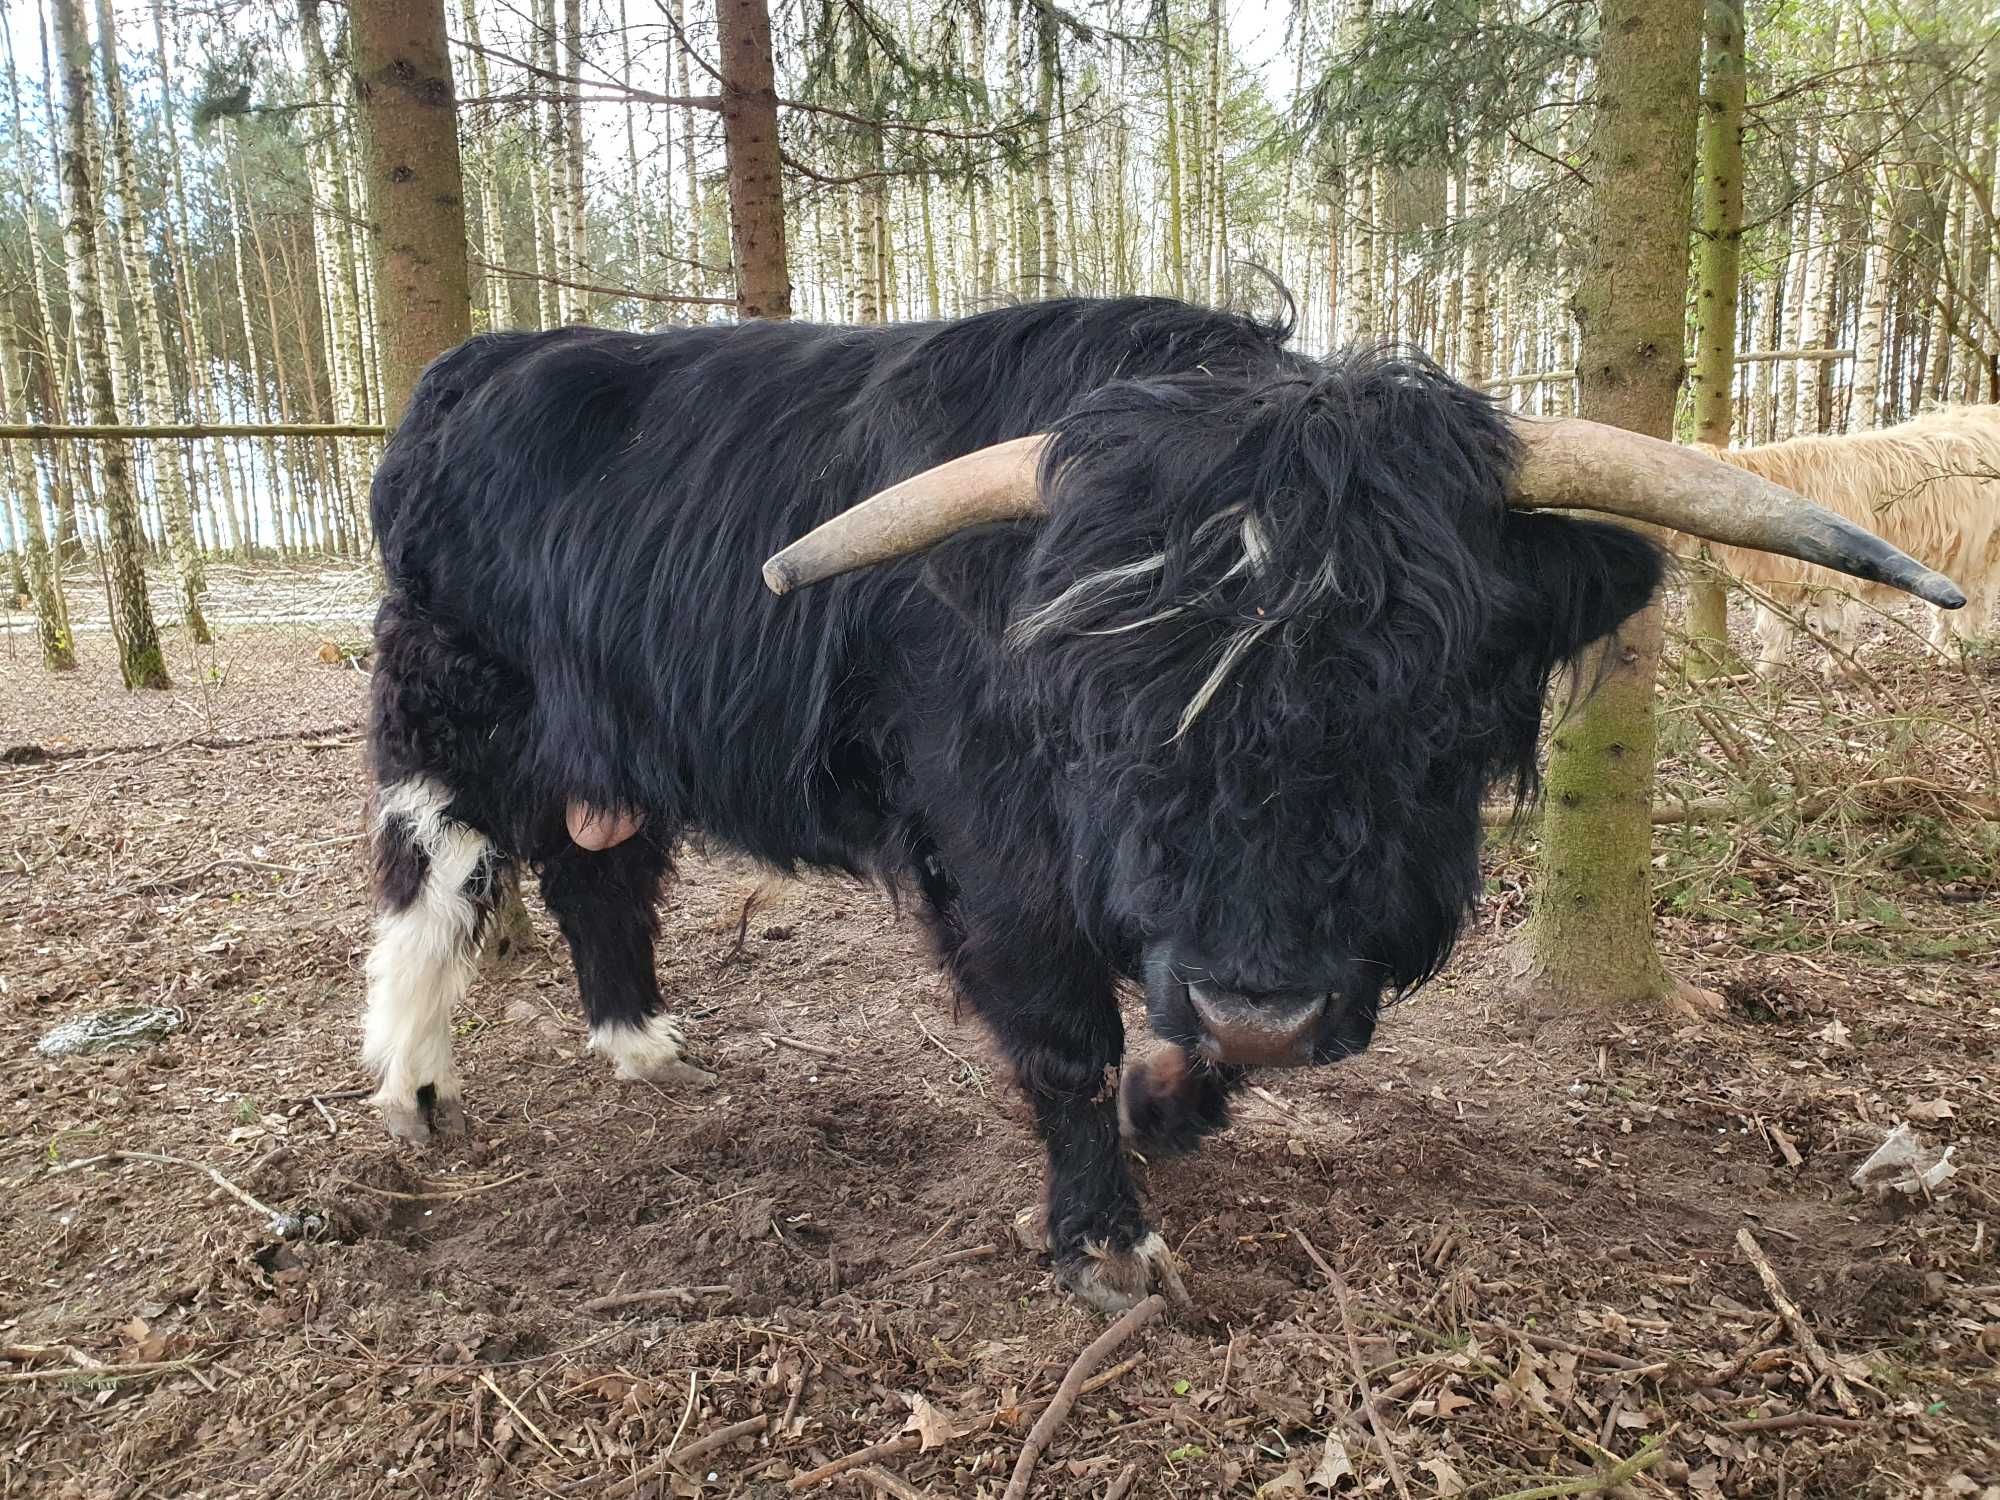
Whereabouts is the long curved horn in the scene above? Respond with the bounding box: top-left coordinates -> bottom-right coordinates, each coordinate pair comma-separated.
762,418 -> 1968,611
1507,416 -> 1967,609
761,435 -> 1051,595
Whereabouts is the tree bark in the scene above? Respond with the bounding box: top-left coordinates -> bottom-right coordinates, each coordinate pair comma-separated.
51,0 -> 166,688
96,0 -> 210,644
1686,0 -> 1745,678
1507,0 -> 1706,1018
349,0 -> 473,430
715,0 -> 791,318
0,320 -> 74,669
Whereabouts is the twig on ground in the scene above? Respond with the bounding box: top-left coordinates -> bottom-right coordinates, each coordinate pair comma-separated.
309,1095 -> 338,1138
780,1366 -> 807,1437
1292,1228 -> 1412,1500
911,1013 -> 980,1075
1486,1445 -> 1665,1500
765,1034 -> 853,1069
579,1285 -> 732,1315
51,1149 -> 282,1222
855,1465 -> 934,1500
1103,1464 -> 1140,1500
670,1414 -> 770,1471
478,1371 -> 561,1458
786,1434 -> 921,1489
1478,1322 -> 1660,1373
1720,1411 -> 1871,1435
332,1171 -> 531,1202
890,1245 -> 996,1283
1736,1228 -> 1856,1410
0,1358 -> 203,1386
1002,1293 -> 1167,1500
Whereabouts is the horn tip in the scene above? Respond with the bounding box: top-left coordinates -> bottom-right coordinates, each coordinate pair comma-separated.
762,556 -> 798,596
1916,572 -> 1967,610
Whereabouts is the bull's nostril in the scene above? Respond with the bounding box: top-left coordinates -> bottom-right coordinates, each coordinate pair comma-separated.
1185,984 -> 1326,1067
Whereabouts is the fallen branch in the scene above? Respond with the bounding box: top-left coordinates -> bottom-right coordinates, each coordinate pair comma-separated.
1103,1465 -> 1140,1500
1736,1228 -> 1856,1411
333,1171 -> 531,1203
889,1245 -> 996,1283
1292,1229 -> 1412,1500
786,1434 -> 920,1490
478,1371 -> 562,1458
855,1465 -> 934,1500
1720,1411 -> 1871,1435
0,1357 -> 203,1385
51,1150 -> 281,1223
579,1284 -> 732,1315
671,1414 -> 771,1471
1002,1295 -> 1167,1500
1485,1445 -> 1665,1500
597,1412 -> 769,1498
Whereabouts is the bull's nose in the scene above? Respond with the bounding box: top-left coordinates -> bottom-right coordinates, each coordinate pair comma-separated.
1187,984 -> 1326,1067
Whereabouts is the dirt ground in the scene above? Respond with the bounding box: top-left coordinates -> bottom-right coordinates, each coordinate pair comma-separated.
1,721 -> 1995,1500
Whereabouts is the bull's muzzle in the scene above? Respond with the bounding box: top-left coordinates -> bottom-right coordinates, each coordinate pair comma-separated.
1187,983 -> 1326,1067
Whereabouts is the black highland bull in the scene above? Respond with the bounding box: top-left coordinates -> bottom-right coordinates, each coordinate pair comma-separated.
363,296 -> 1961,1311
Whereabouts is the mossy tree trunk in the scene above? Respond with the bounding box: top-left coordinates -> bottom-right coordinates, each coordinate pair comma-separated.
1685,0 -> 1745,679
1506,0 -> 1709,1017
51,0 -> 166,689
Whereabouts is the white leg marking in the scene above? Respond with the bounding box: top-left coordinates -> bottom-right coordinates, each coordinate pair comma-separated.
364,776 -> 493,1135
588,1011 -> 715,1087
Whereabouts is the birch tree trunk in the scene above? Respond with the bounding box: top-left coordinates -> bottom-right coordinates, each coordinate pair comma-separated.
562,0 -> 589,317
458,0 -> 510,330
1686,0 -> 1745,678
1035,0 -> 1060,287
0,321 -> 73,668
674,0 -> 704,295
96,0 -> 210,643
52,0 -> 167,687
715,0 -> 791,318
1507,0 -> 1707,1018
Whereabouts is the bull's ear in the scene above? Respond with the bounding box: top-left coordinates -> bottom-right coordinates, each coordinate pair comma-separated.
917,525 -> 1036,640
1495,511 -> 1669,663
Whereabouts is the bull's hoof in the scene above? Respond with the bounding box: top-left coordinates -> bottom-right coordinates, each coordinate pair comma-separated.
1058,1231 -> 1191,1314
378,1083 -> 467,1144
1119,1047 -> 1233,1158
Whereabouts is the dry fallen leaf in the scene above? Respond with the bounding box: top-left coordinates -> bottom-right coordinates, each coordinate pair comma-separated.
1906,1097 -> 1956,1123
1310,1434 -> 1354,1489
901,1393 -> 957,1451
1817,1017 -> 1852,1047
1421,1455 -> 1467,1496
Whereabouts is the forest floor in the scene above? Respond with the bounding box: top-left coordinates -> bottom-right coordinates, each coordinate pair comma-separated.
1,611 -> 1997,1499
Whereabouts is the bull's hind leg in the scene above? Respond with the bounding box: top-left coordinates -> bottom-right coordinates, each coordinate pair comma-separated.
364,776 -> 508,1141
537,840 -> 715,1087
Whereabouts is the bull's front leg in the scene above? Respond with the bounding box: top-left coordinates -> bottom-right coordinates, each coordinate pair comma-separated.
948,931 -> 1179,1314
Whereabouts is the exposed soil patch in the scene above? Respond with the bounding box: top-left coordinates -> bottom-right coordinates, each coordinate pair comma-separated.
2,737 -> 1996,1498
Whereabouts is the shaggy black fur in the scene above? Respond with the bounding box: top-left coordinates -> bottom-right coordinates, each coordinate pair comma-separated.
367,296 -> 1664,1303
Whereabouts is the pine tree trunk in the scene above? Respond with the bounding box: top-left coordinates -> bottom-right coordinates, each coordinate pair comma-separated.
1686,0 -> 1745,679
0,322 -> 73,668
1507,0 -> 1706,1018
51,0 -> 167,688
350,0 -> 472,429
715,0 -> 791,318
